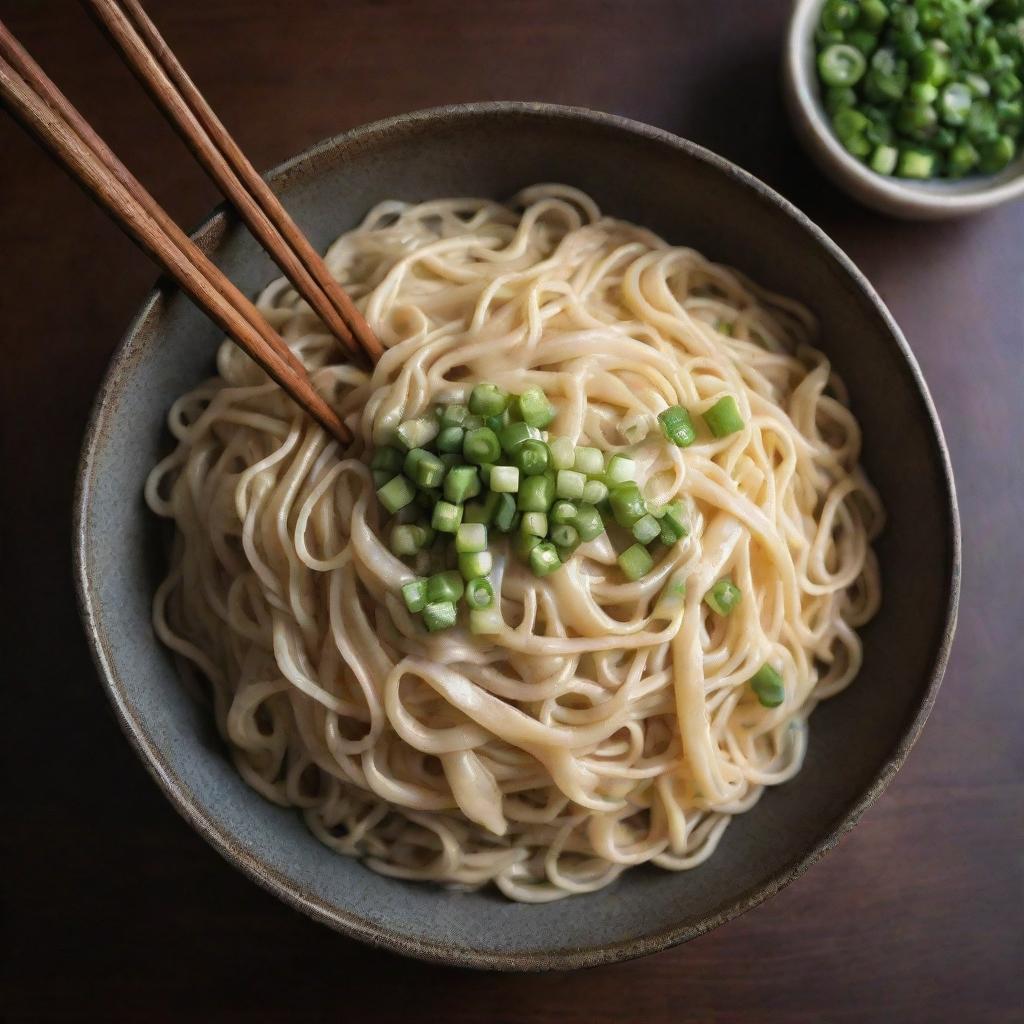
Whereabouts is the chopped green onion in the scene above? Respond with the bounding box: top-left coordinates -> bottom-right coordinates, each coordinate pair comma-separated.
979,133 -> 1016,171
511,439 -> 550,477
514,532 -> 542,559
459,551 -> 493,581
520,512 -> 548,537
573,504 -> 605,541
401,578 -> 428,613
897,147 -> 938,177
377,475 -> 416,514
390,523 -> 425,557
463,427 -> 501,465
465,576 -> 495,610
515,386 -> 556,428
869,143 -> 899,174
438,453 -> 460,473
529,542 -> 562,577
440,404 -> 468,429
518,474 -> 555,512
550,500 -> 577,525
395,416 -> 439,451
703,396 -> 745,438
604,454 -> 636,485
463,413 -> 484,431
658,405 -> 696,447
658,501 -> 689,545
455,522 -> 487,553
435,426 -> 465,453
705,578 -> 742,616
469,607 -> 503,635
548,435 -> 575,470
443,466 -> 480,504
498,421 -> 542,454
372,469 -> 392,488
431,500 -> 463,534
940,82 -> 973,125
426,571 -> 464,603
609,482 -> 647,528
556,469 -> 586,500
948,139 -> 980,176
858,0 -> 888,31
403,448 -> 446,488
749,663 -> 785,707
617,543 -> 654,581
469,382 -> 509,417
632,514 -> 661,545
370,446 -> 403,473
423,600 -> 457,633
819,43 -> 867,87
582,479 -> 608,505
550,523 -> 579,549
490,465 -> 520,493
573,446 -> 604,476
494,493 -> 518,532
485,412 -> 509,433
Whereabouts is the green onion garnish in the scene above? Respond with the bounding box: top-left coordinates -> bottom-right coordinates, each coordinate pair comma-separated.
404,448 -> 446,488
463,427 -> 501,465
493,493 -> 518,532
469,382 -> 509,417
658,405 -> 696,447
395,416 -> 439,451
443,466 -> 480,505
513,439 -> 550,476
489,465 -> 520,493
749,663 -> 785,707
469,607 -> 503,635
377,475 -> 416,514
582,479 -> 608,505
529,542 -> 561,577
703,396 -> 744,438
520,512 -> 548,537
401,578 -> 428,613
705,578 -> 742,616
455,522 -> 487,553
609,482 -> 647,527
515,386 -> 556,428
573,504 -> 605,541
431,500 -> 463,534
426,571 -> 464,604
550,523 -> 579,549
573,446 -> 603,476
632,514 -> 661,546
518,474 -> 555,512
499,421 -> 542,455
556,469 -> 586,501
459,550 -> 493,581
465,576 -> 495,610
604,454 -> 635,485
370,446 -> 403,474
423,600 -> 457,633
436,426 -> 465,453
617,543 -> 653,581
548,435 -> 575,471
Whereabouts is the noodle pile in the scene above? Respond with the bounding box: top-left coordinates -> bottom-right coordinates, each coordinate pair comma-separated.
146,186 -> 883,901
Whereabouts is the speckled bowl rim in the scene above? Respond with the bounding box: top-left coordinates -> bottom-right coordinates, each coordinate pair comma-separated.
73,101 -> 961,971
785,0 -> 1024,216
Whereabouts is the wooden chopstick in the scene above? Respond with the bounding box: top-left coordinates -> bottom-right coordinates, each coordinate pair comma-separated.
85,0 -> 384,367
0,24 -> 351,445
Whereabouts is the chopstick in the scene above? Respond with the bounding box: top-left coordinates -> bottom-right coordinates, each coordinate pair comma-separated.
85,0 -> 384,367
0,21 -> 351,445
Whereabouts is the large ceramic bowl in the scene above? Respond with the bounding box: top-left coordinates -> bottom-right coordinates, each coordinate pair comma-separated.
74,102 -> 960,970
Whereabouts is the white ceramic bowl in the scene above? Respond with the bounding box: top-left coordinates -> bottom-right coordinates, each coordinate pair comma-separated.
783,0 -> 1024,218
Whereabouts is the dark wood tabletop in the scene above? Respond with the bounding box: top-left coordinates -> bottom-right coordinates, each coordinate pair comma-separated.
2,2 -> 1021,1022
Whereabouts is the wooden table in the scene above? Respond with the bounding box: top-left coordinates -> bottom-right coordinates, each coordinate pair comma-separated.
3,2 -> 1021,1021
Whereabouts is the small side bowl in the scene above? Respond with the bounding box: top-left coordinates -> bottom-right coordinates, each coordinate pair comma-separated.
784,0 -> 1024,219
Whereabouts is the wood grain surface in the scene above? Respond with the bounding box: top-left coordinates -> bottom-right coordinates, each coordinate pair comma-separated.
1,2 -> 1021,1022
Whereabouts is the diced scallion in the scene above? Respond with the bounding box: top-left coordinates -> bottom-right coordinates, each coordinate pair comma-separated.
556,469 -> 586,500
459,550 -> 493,581
469,382 -> 509,417
427,571 -> 464,603
423,601 -> 457,632
377,475 -> 416,514
749,663 -> 785,707
609,482 -> 647,527
632,514 -> 661,545
529,542 -> 561,577
395,416 -> 439,451
490,465 -> 520,493
705,577 -> 742,616
703,396 -> 744,438
618,543 -> 654,581
465,576 -> 495,610
604,454 -> 635,485
515,386 -> 556,428
431,500 -> 463,534
455,522 -> 487,553
658,405 -> 696,447
401,578 -> 428,613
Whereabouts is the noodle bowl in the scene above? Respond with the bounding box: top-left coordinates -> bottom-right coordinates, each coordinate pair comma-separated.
146,185 -> 883,902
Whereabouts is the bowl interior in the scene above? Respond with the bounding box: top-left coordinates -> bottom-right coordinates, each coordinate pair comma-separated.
788,0 -> 1024,211
76,103 -> 958,969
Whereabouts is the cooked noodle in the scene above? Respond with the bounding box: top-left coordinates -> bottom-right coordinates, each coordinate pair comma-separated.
146,185 -> 883,902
